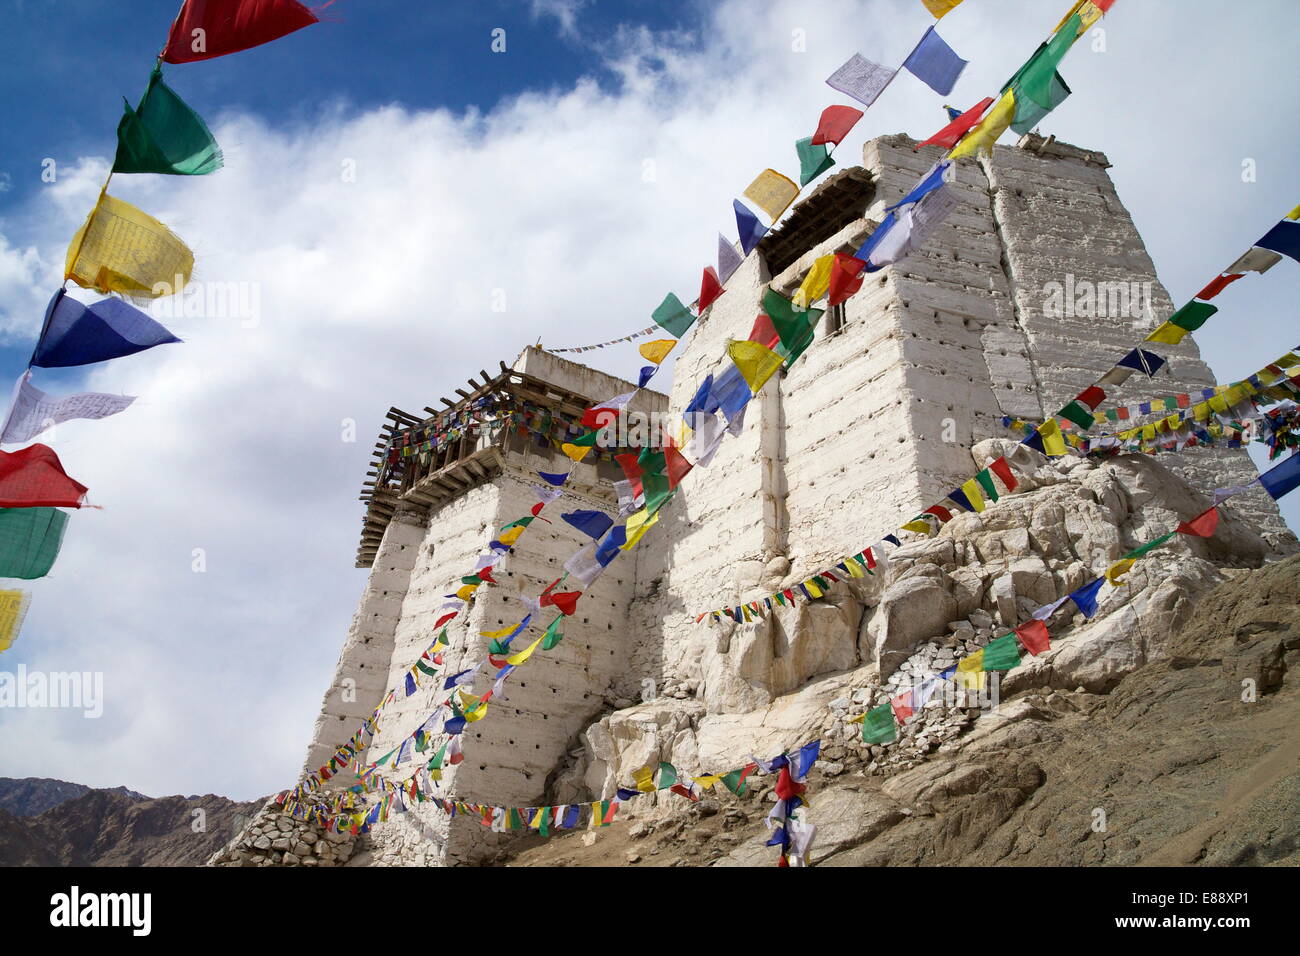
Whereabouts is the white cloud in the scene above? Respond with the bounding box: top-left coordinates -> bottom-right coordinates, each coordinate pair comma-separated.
0,0 -> 1295,800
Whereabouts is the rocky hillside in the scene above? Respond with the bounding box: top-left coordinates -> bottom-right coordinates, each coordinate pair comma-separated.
0,777 -> 147,817
0,788 -> 261,867
502,443 -> 1299,867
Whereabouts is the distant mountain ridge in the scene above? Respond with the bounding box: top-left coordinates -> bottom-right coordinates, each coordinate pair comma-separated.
0,777 -> 149,817
0,779 -> 261,867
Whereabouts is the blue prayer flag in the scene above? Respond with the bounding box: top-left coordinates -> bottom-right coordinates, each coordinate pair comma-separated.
1259,453 -> 1300,501
32,289 -> 181,368
1254,220 -> 1300,263
1069,578 -> 1105,619
562,509 -> 615,540
902,26 -> 967,96
538,471 -> 568,486
734,199 -> 768,255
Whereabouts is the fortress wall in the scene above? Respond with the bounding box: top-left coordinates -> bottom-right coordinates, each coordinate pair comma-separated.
299,508 -> 426,782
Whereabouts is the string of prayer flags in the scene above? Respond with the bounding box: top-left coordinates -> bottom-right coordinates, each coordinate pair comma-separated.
902,26 -> 968,96
915,96 -> 993,150
742,169 -> 799,221
162,0 -> 320,64
0,508 -> 69,579
547,326 -> 659,353
811,104 -> 864,146
30,290 -> 181,369
651,292 -> 696,339
727,340 -> 785,395
717,234 -> 744,284
64,193 -> 194,299
733,200 -> 769,255
0,445 -> 88,509
825,53 -> 897,108
795,137 -> 835,186
114,67 -> 223,176
0,371 -> 135,445
0,589 -> 33,654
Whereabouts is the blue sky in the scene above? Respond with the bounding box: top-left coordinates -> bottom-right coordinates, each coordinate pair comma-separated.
0,0 -> 1296,801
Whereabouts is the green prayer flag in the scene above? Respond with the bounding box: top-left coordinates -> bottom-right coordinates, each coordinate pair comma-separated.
652,292 -> 696,338
1123,531 -> 1177,560
656,762 -> 678,790
570,429 -> 600,447
720,769 -> 750,796
861,703 -> 897,744
1007,13 -> 1080,112
1058,400 -> 1095,430
982,633 -> 1022,671
541,615 -> 564,650
428,743 -> 447,770
762,288 -> 823,367
461,574 -> 482,586
795,136 -> 835,187
0,507 -> 69,579
114,67 -> 223,176
416,659 -> 438,677
1169,301 -> 1218,332
642,472 -> 673,513
974,468 -> 1000,503
1009,71 -> 1070,135
501,516 -> 534,531
637,448 -> 667,475
539,807 -> 550,837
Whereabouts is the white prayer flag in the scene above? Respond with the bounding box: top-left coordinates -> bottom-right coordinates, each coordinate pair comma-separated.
825,53 -> 897,108
1,370 -> 135,444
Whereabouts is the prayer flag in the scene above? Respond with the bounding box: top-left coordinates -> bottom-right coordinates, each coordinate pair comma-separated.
1,370 -> 135,444
1105,558 -> 1135,586
825,53 -> 897,108
728,340 -> 784,394
30,290 -> 181,369
903,26 -> 967,96
949,88 -> 1016,159
734,200 -> 769,255
811,104 -> 863,146
162,0 -> 319,64
921,0 -> 965,16
64,193 -> 194,298
0,589 -> 32,654
1176,507 -> 1219,538
651,292 -> 696,339
974,467 -> 999,503
718,234 -> 744,284
1255,220 -> 1300,262
1069,578 -> 1104,618
828,253 -> 867,305
1037,418 -> 1068,456
0,507 -> 69,579
1226,247 -> 1282,275
1168,300 -> 1218,333
1014,619 -> 1051,655
959,478 -> 985,512
1259,453 -> 1300,500
982,633 -> 1022,671
743,169 -> 799,221
915,96 -> 993,150
861,703 -> 897,743
795,136 -> 835,186
639,339 -> 676,365
955,649 -> 985,690
0,445 -> 88,508
114,67 -> 223,175
562,509 -> 614,540
1195,273 -> 1244,301
698,267 -> 725,311
793,255 -> 835,308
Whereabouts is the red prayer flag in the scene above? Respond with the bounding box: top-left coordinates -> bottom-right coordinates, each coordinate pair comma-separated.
924,504 -> 953,523
1077,385 -> 1105,410
811,104 -> 864,146
915,97 -> 995,151
699,266 -> 725,311
550,591 -> 582,615
434,612 -> 457,629
890,690 -> 914,722
669,783 -> 699,802
774,766 -> 807,802
828,253 -> 867,306
988,456 -> 1018,492
1195,273 -> 1245,301
748,313 -> 780,349
1176,507 -> 1219,538
665,445 -> 693,488
478,566 -> 497,584
1014,619 -> 1051,655
162,0 -> 319,64
0,444 -> 88,508
614,453 -> 643,482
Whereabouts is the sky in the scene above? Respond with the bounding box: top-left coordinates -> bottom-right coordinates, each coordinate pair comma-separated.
0,0 -> 1296,801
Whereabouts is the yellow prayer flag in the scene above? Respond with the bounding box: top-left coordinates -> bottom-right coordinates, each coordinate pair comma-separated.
692,774 -> 723,789
561,442 -> 592,462
742,169 -> 799,221
922,0 -> 965,17
621,508 -> 659,550
455,584 -> 478,601
792,255 -> 835,308
1288,203 -> 1300,220
844,560 -> 865,579
1208,394 -> 1230,414
949,88 -> 1016,159
960,478 -> 986,513
1224,384 -> 1249,405
1106,558 -> 1135,586
1054,0 -> 1104,34
505,635 -> 544,666
1162,414 -> 1181,432
955,649 -> 985,690
639,339 -> 676,364
498,525 -> 526,546
65,192 -> 194,298
901,518 -> 933,534
727,339 -> 784,394
632,766 -> 656,792
805,579 -> 823,599
481,620 -> 525,639
0,589 -> 31,653
1192,401 -> 1211,423
1145,321 -> 1189,345
1141,424 -> 1156,441
1038,418 -> 1067,457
